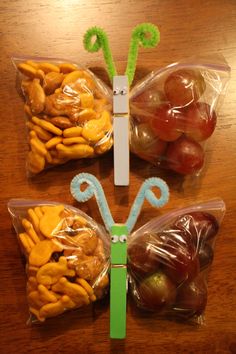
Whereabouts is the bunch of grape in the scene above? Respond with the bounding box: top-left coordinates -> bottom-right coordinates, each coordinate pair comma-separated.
131,69 -> 217,175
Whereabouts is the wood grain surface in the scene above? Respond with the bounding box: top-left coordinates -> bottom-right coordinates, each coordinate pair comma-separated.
1,1 -> 236,353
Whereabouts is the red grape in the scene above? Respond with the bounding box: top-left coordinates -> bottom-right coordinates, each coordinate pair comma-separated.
138,271 -> 176,311
199,243 -> 214,270
174,212 -> 219,247
150,103 -> 184,141
130,123 -> 167,161
131,87 -> 166,123
184,102 -> 217,141
164,69 -> 206,107
165,136 -> 204,175
128,234 -> 161,277
173,277 -> 207,317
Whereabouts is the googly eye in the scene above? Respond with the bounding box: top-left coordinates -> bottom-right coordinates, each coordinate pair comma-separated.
113,88 -> 120,95
120,88 -> 127,95
119,235 -> 127,243
111,235 -> 119,243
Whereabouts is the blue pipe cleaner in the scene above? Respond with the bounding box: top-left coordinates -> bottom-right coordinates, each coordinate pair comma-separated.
70,173 -> 169,233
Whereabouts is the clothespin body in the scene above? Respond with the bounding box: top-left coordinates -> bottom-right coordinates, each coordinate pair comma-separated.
110,224 -> 128,339
113,76 -> 129,186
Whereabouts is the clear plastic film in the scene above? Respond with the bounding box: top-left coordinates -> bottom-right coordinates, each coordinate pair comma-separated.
127,199 -> 225,324
8,199 -> 110,323
12,57 -> 113,175
130,55 -> 230,176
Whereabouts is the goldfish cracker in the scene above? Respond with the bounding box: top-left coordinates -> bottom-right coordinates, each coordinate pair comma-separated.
32,116 -> 62,136
39,204 -> 64,238
61,70 -> 87,88
62,137 -> 87,145
29,240 -> 63,267
38,62 -> 60,74
25,60 -> 39,70
29,123 -> 53,141
76,278 -> 94,297
58,63 -> 78,73
38,284 -> 58,303
29,307 -> 45,322
22,217 -> 41,244
51,277 -> 89,304
77,108 -> 97,123
27,276 -> 38,293
39,295 -> 76,319
95,136 -> 113,155
30,135 -> 47,157
17,63 -> 37,79
19,233 -> 33,254
43,72 -> 64,95
63,126 -> 82,138
28,290 -> 47,309
45,151 -> 53,164
28,79 -> 45,114
49,116 -> 73,129
82,110 -> 111,143
27,150 -> 45,173
27,266 -> 40,277
80,93 -> 94,108
34,206 -> 44,219
36,257 -> 75,285
45,136 -> 63,150
56,143 -> 94,159
24,104 -> 33,118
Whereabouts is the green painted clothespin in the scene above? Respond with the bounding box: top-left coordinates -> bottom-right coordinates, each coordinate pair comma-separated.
70,173 -> 169,339
83,24 -> 160,186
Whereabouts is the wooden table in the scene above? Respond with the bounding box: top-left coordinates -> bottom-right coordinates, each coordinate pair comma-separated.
1,1 -> 236,353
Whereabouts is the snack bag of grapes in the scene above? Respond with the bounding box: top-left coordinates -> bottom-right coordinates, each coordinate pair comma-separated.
13,57 -> 112,175
130,55 -> 230,176
8,199 -> 110,323
127,199 -> 225,324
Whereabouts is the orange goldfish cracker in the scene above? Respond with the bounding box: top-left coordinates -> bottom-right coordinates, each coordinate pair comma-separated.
63,126 -> 82,138
51,277 -> 89,304
17,63 -> 37,78
37,257 -> 75,286
51,157 -> 69,165
39,295 -> 76,319
27,150 -> 45,173
38,62 -> 60,74
43,72 -> 64,95
39,204 -> 64,238
82,110 -> 111,143
19,233 -> 32,254
32,116 -> 62,136
56,143 -> 94,159
27,276 -> 38,293
25,60 -> 39,69
58,63 -> 77,73
80,93 -> 94,108
29,239 -> 63,267
28,290 -> 46,308
38,284 -> 58,303
30,136 -> 47,157
32,124 -> 53,141
35,69 -> 45,82
28,79 -> 45,114
61,70 -> 86,87
77,108 -> 96,123
34,207 -> 43,219
94,136 -> 113,155
24,104 -> 33,117
29,307 -> 45,322
50,116 -> 73,129
27,208 -> 41,235
76,278 -> 94,296
89,294 -> 96,302
45,136 -> 63,150
45,151 -> 53,164
62,137 -> 87,145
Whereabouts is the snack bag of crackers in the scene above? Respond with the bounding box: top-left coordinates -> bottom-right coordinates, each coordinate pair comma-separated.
13,57 -> 112,175
8,199 -> 110,323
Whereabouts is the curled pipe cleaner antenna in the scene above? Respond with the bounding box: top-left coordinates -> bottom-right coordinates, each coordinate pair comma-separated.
125,23 -> 160,85
71,173 -> 169,233
125,177 -> 169,232
83,27 -> 117,82
70,173 -> 114,231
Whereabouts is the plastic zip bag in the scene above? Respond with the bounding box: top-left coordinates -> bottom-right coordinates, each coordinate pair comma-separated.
127,199 -> 225,324
8,199 -> 110,323
12,56 -> 113,175
130,55 -> 230,176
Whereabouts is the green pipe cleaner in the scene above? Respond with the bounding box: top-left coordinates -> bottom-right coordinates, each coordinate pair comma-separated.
83,23 -> 160,85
